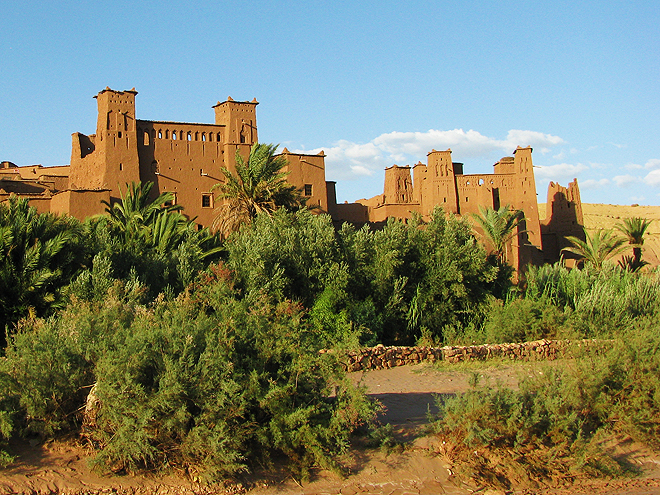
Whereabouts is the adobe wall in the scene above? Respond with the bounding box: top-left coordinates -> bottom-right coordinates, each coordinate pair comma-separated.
332,202 -> 370,224
367,203 -> 421,223
50,190 -> 109,218
0,193 -> 52,214
135,120 -> 242,226
280,149 -> 329,212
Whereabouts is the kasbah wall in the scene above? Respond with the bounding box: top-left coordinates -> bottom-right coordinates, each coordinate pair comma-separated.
0,87 -> 583,270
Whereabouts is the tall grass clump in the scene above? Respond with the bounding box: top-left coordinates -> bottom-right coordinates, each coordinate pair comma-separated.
464,264 -> 660,345
431,318 -> 660,490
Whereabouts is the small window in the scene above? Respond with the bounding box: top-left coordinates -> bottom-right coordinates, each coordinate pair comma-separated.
163,193 -> 176,207
304,184 -> 313,196
118,131 -> 122,138
201,193 -> 213,208
143,130 -> 150,146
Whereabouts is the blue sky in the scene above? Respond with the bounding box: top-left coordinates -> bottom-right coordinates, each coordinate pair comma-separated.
2,1 -> 659,205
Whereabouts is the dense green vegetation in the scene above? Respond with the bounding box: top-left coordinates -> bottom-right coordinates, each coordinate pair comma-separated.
0,177 -> 658,486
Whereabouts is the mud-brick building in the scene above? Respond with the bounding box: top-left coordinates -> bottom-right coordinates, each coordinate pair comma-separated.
0,88 -> 331,226
1,87 -> 582,271
331,147 -> 584,268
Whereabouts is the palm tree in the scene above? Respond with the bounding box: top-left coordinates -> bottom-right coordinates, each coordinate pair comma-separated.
561,228 -> 627,270
0,195 -> 85,341
472,205 -> 526,264
212,143 -> 304,236
615,217 -> 652,270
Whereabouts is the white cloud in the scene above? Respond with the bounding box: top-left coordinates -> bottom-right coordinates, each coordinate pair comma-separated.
534,162 -> 589,181
645,159 -> 660,170
644,169 -> 660,187
373,128 -> 501,158
612,174 -> 640,187
629,195 -> 646,202
292,140 -> 389,181
580,178 -> 610,189
503,130 -> 564,154
295,128 -> 565,182
625,162 -> 644,170
553,151 -> 566,160
588,162 -> 610,170
609,142 -> 627,149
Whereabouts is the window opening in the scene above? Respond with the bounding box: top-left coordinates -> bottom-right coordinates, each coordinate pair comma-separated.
304,184 -> 313,196
201,193 -> 213,208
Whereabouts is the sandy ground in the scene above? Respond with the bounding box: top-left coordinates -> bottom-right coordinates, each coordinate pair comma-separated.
3,362 -> 660,494
538,202 -> 660,266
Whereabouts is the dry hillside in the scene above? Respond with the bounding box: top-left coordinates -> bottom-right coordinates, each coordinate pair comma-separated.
538,203 -> 660,267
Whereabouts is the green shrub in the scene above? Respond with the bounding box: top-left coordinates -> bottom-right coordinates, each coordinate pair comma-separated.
225,208 -> 504,346
431,318 -> 660,489
0,264 -> 375,480
481,297 -> 570,344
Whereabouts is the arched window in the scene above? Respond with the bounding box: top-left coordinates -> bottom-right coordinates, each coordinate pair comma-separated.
187,132 -> 192,141
158,129 -> 163,139
209,133 -> 213,142
202,133 -> 206,142
143,130 -> 150,146
195,132 -> 199,141
217,132 -> 222,142
172,131 -> 177,140
165,130 -> 169,139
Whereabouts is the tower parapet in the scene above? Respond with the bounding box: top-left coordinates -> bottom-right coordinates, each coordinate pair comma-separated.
213,97 -> 258,146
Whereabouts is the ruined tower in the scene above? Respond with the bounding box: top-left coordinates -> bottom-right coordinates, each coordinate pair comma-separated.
383,165 -> 414,204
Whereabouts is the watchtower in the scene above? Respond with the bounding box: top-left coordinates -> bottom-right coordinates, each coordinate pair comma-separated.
213,97 -> 258,146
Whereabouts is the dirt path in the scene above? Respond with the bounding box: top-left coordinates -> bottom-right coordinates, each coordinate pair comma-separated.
2,362 -> 660,494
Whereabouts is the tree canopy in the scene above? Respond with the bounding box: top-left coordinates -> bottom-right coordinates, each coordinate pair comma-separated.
212,143 -> 305,236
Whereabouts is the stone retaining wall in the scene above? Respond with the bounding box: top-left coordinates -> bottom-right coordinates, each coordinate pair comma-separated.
342,339 -> 603,372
